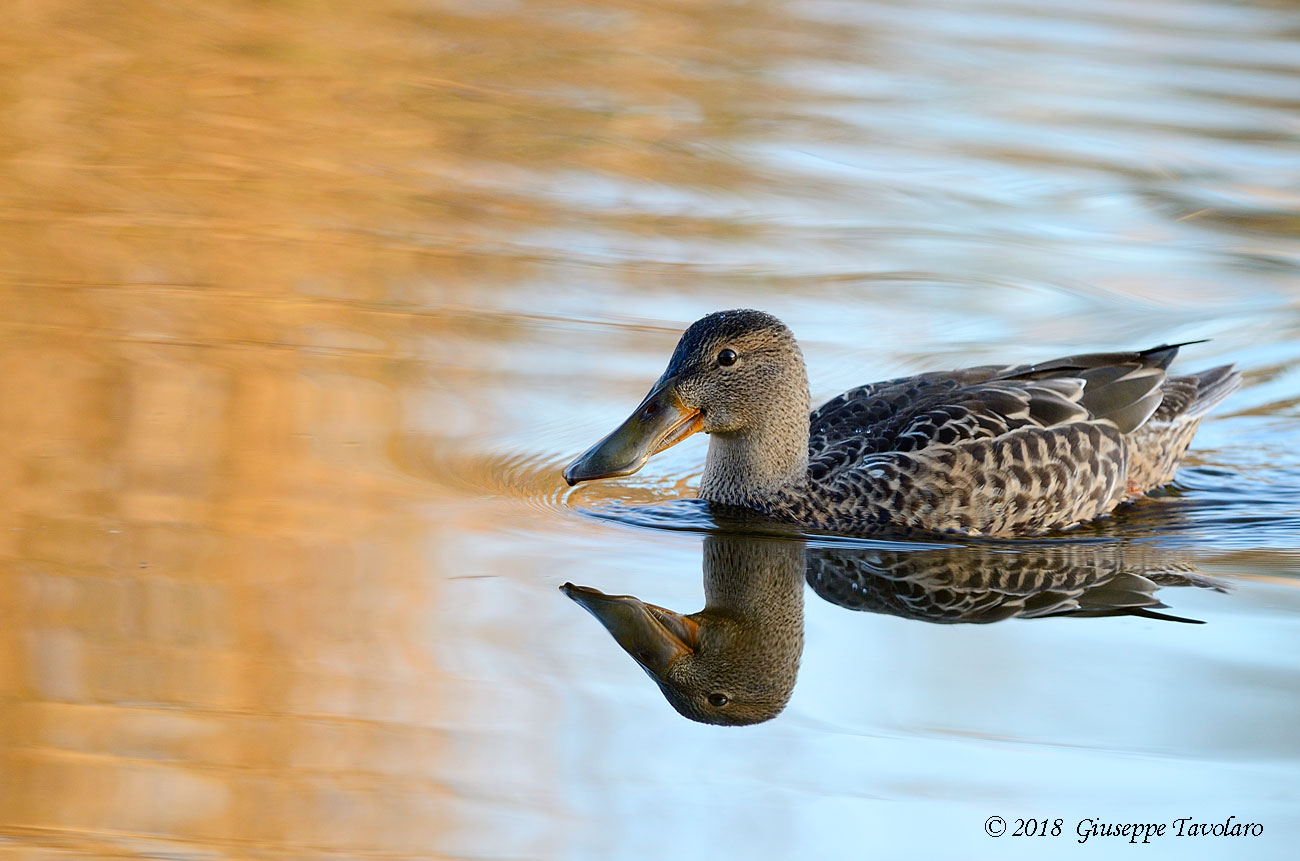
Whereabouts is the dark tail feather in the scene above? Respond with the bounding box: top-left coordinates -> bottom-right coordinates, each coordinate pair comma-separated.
1147,362 -> 1241,425
1136,340 -> 1209,370
1182,364 -> 1241,419
1127,607 -> 1206,624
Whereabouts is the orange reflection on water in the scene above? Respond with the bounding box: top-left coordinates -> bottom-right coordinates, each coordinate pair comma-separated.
0,336 -> 459,853
2,0 -> 747,850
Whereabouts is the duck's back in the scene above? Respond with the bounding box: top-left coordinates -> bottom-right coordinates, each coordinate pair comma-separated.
790,345 -> 1239,537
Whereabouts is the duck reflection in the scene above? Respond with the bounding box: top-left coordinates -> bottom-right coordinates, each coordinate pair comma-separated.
563,534 -> 1225,725
563,536 -> 804,726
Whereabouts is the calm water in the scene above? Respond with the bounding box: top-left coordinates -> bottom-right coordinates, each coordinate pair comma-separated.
1,0 -> 1299,857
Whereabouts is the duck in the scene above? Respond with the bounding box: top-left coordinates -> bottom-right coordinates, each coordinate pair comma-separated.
563,309 -> 1240,537
563,534 -> 805,726
563,534 -> 1224,726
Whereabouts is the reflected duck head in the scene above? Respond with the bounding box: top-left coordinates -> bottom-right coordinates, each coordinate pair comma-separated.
563,310 -> 811,496
561,582 -> 799,726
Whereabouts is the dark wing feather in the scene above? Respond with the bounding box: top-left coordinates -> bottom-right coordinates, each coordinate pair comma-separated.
807,347 -> 1187,468
809,372 -> 1029,480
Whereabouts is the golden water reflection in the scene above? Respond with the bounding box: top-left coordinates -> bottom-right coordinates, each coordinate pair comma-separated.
0,0 -> 823,313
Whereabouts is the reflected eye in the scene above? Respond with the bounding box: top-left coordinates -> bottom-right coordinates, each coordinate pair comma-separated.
707,692 -> 730,707
717,349 -> 738,367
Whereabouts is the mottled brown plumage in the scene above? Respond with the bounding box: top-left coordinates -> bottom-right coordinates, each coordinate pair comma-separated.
563,310 -> 1240,537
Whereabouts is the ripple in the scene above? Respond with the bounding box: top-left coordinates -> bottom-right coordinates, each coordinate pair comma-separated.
389,434 -> 577,511
410,429 -> 1300,552
391,430 -> 712,525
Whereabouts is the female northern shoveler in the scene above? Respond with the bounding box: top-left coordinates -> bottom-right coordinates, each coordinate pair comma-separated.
563,310 -> 1239,538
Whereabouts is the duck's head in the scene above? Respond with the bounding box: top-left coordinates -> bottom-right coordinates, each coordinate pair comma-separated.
561,582 -> 797,725
563,309 -> 809,486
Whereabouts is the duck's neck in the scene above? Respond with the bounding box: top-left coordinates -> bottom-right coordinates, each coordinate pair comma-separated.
703,534 -> 806,622
699,395 -> 810,507
701,534 -> 806,715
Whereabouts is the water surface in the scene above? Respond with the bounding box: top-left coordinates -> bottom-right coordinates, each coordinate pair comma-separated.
1,0 -> 1299,857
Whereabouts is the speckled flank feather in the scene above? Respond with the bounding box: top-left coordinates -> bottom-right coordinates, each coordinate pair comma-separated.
789,421 -> 1129,536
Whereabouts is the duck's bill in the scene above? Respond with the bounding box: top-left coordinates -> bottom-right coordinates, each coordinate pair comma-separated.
562,379 -> 702,486
561,583 -> 700,678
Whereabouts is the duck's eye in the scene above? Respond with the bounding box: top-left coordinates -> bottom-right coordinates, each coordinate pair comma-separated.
707,692 -> 730,708
717,348 -> 738,367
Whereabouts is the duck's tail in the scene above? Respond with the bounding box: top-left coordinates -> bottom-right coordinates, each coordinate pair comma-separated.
1158,363 -> 1241,421
1125,361 -> 1242,494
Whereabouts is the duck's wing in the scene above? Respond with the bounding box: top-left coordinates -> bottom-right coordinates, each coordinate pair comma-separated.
808,345 -> 1193,464
809,368 -> 1086,474
801,345 -> 1235,536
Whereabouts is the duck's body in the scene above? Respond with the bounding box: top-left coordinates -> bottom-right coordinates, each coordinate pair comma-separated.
563,310 -> 1240,538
